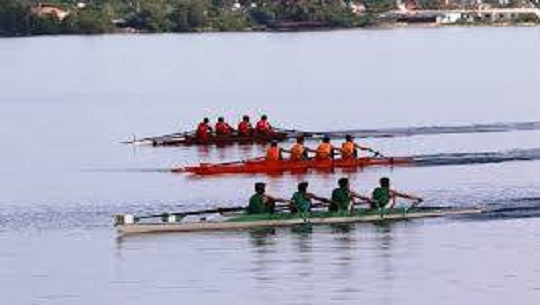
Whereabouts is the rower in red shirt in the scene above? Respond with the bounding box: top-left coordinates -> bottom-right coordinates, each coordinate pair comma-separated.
215,117 -> 234,136
237,115 -> 253,136
196,118 -> 213,139
255,115 -> 273,135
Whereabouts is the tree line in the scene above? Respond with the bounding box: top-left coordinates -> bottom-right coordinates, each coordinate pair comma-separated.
0,0 -> 379,36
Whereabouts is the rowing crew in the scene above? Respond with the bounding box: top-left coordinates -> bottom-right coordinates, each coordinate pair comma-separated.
247,177 -> 423,215
196,115 -> 274,139
266,135 -> 380,161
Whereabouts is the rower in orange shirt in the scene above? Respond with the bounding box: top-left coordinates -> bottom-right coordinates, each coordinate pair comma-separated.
266,142 -> 284,161
341,134 -> 375,159
255,115 -> 273,135
315,136 -> 337,160
196,118 -> 213,139
237,115 -> 253,136
215,117 -> 234,136
286,136 -> 315,160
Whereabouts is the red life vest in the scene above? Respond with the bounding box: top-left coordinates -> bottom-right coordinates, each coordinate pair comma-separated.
256,120 -> 272,133
238,121 -> 253,136
215,122 -> 233,135
266,146 -> 281,161
196,123 -> 212,139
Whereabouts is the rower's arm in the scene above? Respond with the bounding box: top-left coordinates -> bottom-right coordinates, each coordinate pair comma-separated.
307,193 -> 332,206
266,194 -> 293,205
391,190 -> 423,202
354,143 -> 372,151
350,191 -> 375,204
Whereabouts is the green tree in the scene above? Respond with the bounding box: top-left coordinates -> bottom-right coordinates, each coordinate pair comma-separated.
0,0 -> 31,36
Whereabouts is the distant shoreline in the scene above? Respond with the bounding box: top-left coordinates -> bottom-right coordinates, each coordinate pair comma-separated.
2,22 -> 539,39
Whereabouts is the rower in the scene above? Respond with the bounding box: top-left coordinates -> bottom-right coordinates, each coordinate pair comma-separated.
196,118 -> 213,139
266,141 -> 284,161
330,177 -> 373,213
341,134 -> 374,159
291,182 -> 332,213
255,115 -> 273,135
215,117 -> 234,136
315,136 -> 337,160
287,136 -> 312,161
371,177 -> 423,210
247,182 -> 290,214
237,115 -> 253,136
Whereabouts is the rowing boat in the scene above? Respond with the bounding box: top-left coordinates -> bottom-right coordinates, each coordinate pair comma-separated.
126,132 -> 289,146
115,207 -> 482,235
172,156 -> 414,175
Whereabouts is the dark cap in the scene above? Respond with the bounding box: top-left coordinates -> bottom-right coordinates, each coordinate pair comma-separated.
338,177 -> 349,188
255,182 -> 266,192
380,177 -> 390,187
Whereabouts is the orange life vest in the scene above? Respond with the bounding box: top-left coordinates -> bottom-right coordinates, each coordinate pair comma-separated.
196,123 -> 212,139
256,120 -> 272,133
341,141 -> 356,159
290,143 -> 305,160
266,146 -> 281,161
215,122 -> 233,135
316,143 -> 333,160
238,121 -> 253,136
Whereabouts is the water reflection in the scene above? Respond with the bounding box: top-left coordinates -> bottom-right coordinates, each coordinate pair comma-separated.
248,228 -> 277,250
196,145 -> 211,159
290,224 -> 313,253
372,221 -> 396,305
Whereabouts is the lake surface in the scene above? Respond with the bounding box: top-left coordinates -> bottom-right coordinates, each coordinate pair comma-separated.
1,27 -> 540,305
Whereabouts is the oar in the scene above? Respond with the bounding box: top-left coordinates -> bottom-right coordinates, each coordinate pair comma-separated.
135,206 -> 246,220
274,128 -> 342,140
123,130 -> 194,144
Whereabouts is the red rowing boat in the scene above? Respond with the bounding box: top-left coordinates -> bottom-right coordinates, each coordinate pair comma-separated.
172,157 -> 414,175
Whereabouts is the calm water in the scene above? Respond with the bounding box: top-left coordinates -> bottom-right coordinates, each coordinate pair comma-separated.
1,27 -> 540,305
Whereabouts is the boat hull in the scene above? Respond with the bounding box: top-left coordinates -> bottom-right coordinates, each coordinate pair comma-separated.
151,132 -> 289,146
116,208 -> 481,235
175,157 -> 414,175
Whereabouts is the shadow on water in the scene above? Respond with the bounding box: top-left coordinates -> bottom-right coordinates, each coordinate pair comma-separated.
414,148 -> 540,167
323,121 -> 540,139
470,197 -> 540,221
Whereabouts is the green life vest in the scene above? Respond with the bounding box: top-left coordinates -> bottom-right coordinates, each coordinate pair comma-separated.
331,188 -> 351,212
292,192 -> 311,213
372,187 -> 390,209
247,193 -> 267,214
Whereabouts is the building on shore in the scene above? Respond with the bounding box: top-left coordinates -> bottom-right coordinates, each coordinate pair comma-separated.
31,3 -> 70,21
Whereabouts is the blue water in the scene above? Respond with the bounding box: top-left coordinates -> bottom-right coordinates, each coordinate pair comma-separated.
1,27 -> 540,305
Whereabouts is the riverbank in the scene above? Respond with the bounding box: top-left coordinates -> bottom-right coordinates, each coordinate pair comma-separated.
1,1 -> 539,37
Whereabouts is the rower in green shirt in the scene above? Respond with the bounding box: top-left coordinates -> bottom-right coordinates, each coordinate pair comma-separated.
247,182 -> 290,214
371,177 -> 423,210
330,177 -> 373,213
290,182 -> 332,213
